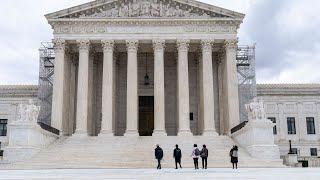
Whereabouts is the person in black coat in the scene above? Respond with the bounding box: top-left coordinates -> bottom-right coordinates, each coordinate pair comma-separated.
200,144 -> 209,169
155,144 -> 164,169
173,144 -> 182,169
229,145 -> 239,169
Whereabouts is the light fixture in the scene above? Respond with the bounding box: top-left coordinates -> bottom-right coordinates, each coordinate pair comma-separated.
144,53 -> 150,86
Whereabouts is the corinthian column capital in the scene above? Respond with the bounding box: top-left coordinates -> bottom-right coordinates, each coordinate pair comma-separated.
77,40 -> 90,51
201,39 -> 214,52
224,39 -> 238,50
101,40 -> 115,52
152,39 -> 165,51
126,40 -> 139,52
177,39 -> 190,52
53,39 -> 66,52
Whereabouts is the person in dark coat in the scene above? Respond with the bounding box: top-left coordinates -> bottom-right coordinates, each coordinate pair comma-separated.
173,144 -> 182,169
229,145 -> 238,169
200,144 -> 209,169
155,144 -> 164,169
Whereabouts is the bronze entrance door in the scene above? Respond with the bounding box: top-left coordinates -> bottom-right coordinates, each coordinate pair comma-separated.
139,96 -> 154,136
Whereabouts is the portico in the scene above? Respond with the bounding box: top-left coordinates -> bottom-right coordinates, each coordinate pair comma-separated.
47,0 -> 244,137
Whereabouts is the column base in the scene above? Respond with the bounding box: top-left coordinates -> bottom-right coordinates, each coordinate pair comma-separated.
178,130 -> 193,136
124,130 -> 139,137
202,130 -> 218,136
73,130 -> 88,137
98,130 -> 114,137
152,130 -> 167,136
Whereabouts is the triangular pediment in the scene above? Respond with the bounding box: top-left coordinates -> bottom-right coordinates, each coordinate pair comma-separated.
45,0 -> 244,20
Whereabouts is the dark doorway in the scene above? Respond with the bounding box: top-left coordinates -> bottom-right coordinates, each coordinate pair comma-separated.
139,96 -> 154,136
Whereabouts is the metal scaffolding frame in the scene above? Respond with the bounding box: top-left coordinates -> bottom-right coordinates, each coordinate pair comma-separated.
37,42 -> 256,126
37,42 -> 55,125
237,45 -> 257,122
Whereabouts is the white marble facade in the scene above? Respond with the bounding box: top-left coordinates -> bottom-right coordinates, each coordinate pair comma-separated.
257,84 -> 320,157
46,0 -> 244,137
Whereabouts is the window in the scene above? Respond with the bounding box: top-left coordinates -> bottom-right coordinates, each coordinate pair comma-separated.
310,148 -> 318,156
306,117 -> 316,134
0,119 -> 7,136
291,148 -> 298,155
287,117 -> 296,135
268,117 -> 277,135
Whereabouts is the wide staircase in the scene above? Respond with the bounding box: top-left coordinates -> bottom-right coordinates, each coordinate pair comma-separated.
8,135 -> 283,169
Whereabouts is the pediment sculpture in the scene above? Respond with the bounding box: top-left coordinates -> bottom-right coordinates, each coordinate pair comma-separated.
63,0 -> 229,19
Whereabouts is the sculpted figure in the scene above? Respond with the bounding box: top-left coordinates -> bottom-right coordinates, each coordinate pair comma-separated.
130,0 -> 140,17
119,3 -> 129,17
140,0 -> 151,16
245,98 -> 266,120
17,99 -> 40,123
150,0 -> 160,17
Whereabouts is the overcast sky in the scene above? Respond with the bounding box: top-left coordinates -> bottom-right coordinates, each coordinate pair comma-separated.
0,0 -> 319,85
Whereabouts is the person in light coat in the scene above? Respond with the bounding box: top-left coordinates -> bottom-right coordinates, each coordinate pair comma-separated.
191,144 -> 200,169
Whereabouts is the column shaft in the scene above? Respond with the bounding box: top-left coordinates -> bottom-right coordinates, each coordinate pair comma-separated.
224,39 -> 240,134
177,40 -> 192,136
75,40 -> 90,135
152,40 -> 167,136
200,40 -> 218,136
100,40 -> 115,136
51,39 -> 67,133
124,40 -> 139,136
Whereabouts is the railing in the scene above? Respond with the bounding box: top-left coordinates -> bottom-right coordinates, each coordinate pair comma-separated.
37,122 -> 60,135
231,121 -> 248,134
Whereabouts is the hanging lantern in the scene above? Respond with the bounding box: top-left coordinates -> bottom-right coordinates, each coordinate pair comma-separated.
144,53 -> 150,86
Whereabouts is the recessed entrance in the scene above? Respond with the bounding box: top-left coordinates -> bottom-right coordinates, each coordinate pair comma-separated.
139,96 -> 154,136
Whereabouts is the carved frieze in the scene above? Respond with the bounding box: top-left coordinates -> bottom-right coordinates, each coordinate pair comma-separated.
61,0 -> 230,19
52,21 -> 238,35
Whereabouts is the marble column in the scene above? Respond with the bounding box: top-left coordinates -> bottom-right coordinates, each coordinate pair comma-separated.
124,40 -> 139,136
200,40 -> 218,136
297,102 -> 305,141
51,39 -> 68,133
100,40 -> 115,136
177,39 -> 192,136
224,39 -> 240,134
74,40 -> 90,136
152,40 -> 167,136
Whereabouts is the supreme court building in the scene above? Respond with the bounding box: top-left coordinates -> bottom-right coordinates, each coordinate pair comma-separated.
48,0 -> 243,137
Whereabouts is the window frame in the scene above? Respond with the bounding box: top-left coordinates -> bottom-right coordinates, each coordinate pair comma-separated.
287,117 -> 296,135
0,119 -> 8,136
306,117 -> 316,135
310,148 -> 318,157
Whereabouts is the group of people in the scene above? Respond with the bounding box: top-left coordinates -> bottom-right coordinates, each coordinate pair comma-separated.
154,144 -> 239,169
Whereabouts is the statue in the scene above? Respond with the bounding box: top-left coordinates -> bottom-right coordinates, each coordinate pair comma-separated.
130,0 -> 140,17
140,0 -> 151,17
119,3 -> 129,17
150,0 -> 160,17
17,99 -> 40,123
245,97 -> 266,120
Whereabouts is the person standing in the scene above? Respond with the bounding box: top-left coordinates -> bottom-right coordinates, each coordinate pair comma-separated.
191,144 -> 200,169
200,144 -> 208,169
155,144 -> 164,169
230,145 -> 239,169
173,144 -> 182,169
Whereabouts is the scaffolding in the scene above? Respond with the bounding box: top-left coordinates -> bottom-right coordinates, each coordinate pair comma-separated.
237,45 -> 257,122
37,42 -> 256,126
37,42 -> 55,125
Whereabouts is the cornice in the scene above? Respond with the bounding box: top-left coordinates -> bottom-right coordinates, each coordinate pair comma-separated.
257,84 -> 320,96
0,85 -> 38,98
